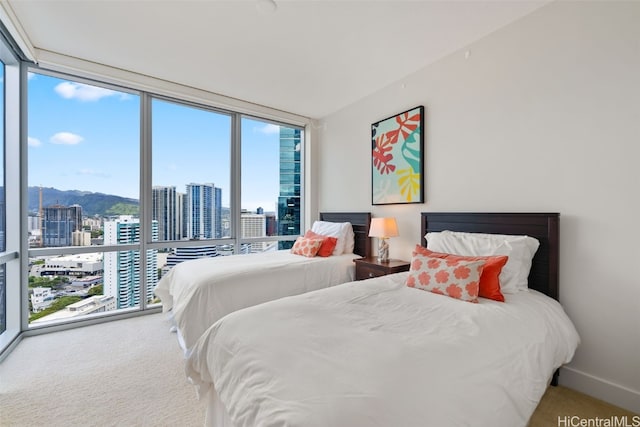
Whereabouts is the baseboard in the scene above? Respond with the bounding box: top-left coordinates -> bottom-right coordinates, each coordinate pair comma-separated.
559,366 -> 640,414
0,333 -> 23,364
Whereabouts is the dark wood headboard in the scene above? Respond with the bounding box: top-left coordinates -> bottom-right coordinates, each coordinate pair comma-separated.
319,212 -> 372,258
420,212 -> 559,301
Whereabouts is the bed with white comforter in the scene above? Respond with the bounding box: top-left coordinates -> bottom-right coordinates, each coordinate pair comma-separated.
155,250 -> 359,352
186,272 -> 580,427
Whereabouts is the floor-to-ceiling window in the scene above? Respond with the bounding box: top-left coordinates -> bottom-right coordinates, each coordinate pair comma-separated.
0,30 -> 21,352
17,67 -> 306,331
241,117 -> 303,252
26,71 -> 143,325
0,61 -> 5,335
150,98 -> 233,271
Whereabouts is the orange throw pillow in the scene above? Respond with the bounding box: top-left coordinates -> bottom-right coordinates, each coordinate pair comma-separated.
304,230 -> 338,257
413,245 -> 508,302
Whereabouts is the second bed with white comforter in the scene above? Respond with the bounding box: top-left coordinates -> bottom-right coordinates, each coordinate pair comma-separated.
155,250 -> 359,352
186,272 -> 580,427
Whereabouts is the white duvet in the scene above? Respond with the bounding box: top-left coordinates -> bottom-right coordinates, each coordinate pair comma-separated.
154,250 -> 358,352
186,272 -> 580,427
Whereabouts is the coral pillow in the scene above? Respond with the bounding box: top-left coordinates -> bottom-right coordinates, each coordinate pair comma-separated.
413,245 -> 508,302
406,253 -> 486,303
290,237 -> 324,257
425,231 -> 538,293
304,230 -> 338,257
310,221 -> 353,255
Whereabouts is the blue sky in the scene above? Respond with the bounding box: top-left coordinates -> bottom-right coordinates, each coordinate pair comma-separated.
27,72 -> 283,212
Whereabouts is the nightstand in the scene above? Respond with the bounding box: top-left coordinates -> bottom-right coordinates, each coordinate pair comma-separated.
354,257 -> 411,281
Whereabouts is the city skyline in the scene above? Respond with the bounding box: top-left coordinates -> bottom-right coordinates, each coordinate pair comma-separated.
27,72 -> 286,212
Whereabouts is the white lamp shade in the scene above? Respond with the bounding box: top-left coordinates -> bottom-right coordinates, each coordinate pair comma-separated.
368,217 -> 399,238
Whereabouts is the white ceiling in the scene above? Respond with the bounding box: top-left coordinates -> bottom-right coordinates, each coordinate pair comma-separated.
3,0 -> 548,119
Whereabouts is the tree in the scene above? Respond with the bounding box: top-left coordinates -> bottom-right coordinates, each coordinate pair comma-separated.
87,285 -> 103,296
29,296 -> 82,322
28,275 -> 70,289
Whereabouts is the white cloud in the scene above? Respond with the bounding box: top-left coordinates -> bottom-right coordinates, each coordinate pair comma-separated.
258,124 -> 280,135
50,132 -> 84,145
54,81 -> 121,102
28,137 -> 42,147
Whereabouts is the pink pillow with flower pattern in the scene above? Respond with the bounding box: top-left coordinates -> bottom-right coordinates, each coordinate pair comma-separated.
290,237 -> 324,257
304,230 -> 338,257
406,254 -> 486,303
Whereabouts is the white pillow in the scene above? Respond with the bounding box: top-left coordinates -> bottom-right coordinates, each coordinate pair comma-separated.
310,221 -> 354,255
425,230 -> 539,294
343,225 -> 355,254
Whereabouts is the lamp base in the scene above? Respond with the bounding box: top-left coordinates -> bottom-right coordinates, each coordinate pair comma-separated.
377,238 -> 390,263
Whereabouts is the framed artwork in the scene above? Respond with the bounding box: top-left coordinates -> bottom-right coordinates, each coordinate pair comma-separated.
371,106 -> 424,205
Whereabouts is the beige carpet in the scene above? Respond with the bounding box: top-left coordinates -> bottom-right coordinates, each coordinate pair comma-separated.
1,313 -> 636,427
530,384 -> 638,427
0,313 -> 205,427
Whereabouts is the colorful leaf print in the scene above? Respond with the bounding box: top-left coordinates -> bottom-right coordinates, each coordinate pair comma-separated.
396,167 -> 421,202
371,106 -> 424,204
401,126 -> 422,173
372,132 -> 396,175
385,111 -> 421,144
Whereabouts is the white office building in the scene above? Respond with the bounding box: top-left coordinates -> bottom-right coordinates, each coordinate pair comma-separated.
103,216 -> 158,309
241,213 -> 269,253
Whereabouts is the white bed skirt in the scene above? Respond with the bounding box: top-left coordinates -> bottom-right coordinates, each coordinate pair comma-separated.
204,387 -> 234,427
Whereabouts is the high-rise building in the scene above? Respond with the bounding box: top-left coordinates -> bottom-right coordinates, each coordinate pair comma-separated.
213,186 -> 222,239
278,128 -> 301,250
265,213 -> 277,236
185,183 -> 221,240
39,253 -> 103,277
71,230 -> 91,246
176,191 -> 184,240
103,216 -> 158,309
42,204 -> 83,247
220,206 -> 231,238
241,212 -> 268,253
152,186 -> 179,241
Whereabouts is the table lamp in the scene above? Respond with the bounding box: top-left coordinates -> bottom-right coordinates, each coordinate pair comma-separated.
368,217 -> 399,263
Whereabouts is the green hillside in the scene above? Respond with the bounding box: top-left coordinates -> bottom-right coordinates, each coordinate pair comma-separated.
27,187 -> 139,217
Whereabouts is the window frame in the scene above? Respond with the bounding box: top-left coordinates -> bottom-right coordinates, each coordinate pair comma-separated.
0,31 -> 22,353
19,66 -> 308,334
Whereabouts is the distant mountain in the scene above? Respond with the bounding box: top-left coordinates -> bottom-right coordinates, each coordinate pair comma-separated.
28,187 -> 139,217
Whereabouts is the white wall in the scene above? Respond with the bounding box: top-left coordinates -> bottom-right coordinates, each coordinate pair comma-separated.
315,1 -> 639,412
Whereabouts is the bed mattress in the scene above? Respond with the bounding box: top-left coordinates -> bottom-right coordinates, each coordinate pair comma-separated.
186,272 -> 580,427
154,250 -> 359,352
